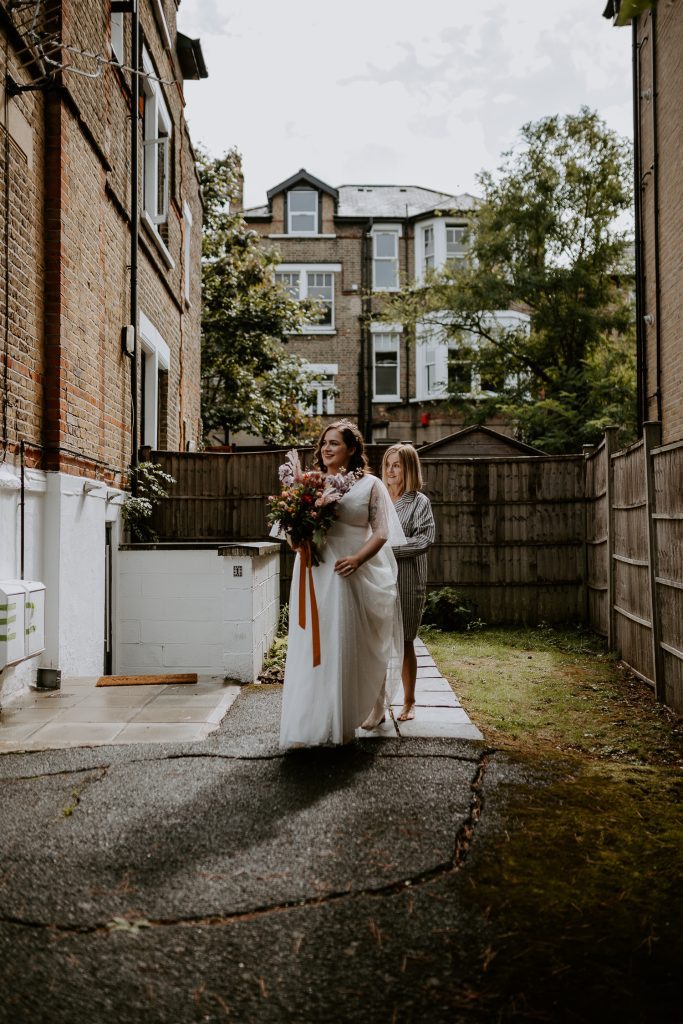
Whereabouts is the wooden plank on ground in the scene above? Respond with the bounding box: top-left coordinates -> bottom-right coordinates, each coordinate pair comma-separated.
96,674 -> 198,687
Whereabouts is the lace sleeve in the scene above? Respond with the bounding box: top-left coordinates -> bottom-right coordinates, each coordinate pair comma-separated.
368,478 -> 407,546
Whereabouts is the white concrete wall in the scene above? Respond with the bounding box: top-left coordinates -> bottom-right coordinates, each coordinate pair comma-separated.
116,543 -> 280,682
0,463 -> 124,702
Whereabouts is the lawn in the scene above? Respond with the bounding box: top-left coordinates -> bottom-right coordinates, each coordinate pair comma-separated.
422,624 -> 683,1022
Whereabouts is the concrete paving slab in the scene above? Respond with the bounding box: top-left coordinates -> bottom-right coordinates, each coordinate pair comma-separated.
354,717 -> 399,739
25,721 -> 128,746
404,692 -> 461,707
127,703 -> 219,724
110,722 -> 214,744
0,721 -> 49,741
396,719 -> 484,740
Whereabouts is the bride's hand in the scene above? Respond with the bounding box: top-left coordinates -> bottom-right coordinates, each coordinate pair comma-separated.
334,555 -> 361,577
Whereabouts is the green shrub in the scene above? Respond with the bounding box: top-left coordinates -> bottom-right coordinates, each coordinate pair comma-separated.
422,587 -> 479,631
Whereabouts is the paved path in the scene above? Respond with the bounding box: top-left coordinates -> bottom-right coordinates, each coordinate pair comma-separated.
0,641 -> 481,753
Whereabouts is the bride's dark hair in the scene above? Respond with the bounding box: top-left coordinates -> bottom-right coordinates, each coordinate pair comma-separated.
313,420 -> 369,475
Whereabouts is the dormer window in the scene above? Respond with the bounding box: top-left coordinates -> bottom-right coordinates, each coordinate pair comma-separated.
288,189 -> 318,234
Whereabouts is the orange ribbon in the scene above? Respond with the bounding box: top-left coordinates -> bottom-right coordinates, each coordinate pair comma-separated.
298,541 -> 321,667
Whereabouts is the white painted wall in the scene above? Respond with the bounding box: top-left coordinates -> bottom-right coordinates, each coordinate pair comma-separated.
116,543 -> 280,682
0,463 -> 124,702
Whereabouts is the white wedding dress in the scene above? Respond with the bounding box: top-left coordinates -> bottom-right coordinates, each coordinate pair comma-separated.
277,473 -> 406,748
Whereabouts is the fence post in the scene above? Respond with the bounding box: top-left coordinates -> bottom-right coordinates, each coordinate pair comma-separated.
604,427 -> 619,652
585,446 -> 593,622
643,420 -> 664,701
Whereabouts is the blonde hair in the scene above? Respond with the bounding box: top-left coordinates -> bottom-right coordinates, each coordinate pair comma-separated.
381,443 -> 423,494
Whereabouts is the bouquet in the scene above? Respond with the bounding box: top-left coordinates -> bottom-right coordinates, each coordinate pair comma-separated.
267,449 -> 355,565
267,450 -> 358,668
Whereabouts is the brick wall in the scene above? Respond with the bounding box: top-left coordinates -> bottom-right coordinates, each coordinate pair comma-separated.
249,199 -> 470,444
0,22 -> 46,460
637,4 -> 683,444
0,0 -> 203,480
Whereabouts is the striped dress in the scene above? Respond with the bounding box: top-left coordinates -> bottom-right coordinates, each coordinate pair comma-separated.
392,490 -> 436,641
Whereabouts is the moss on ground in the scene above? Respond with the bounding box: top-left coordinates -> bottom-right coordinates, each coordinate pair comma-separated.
422,626 -> 683,1022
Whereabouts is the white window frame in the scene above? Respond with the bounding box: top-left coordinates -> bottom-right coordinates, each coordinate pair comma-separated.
371,324 -> 402,402
423,225 -> 435,272
304,363 -> 338,416
371,225 -> 401,292
287,189 -> 318,235
110,11 -> 124,64
183,201 -> 192,303
139,312 -> 171,449
446,223 -> 468,263
142,48 -> 172,230
275,263 -> 340,333
415,321 -> 448,400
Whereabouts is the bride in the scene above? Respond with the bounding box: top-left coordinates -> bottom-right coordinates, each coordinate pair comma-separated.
275,420 -> 405,748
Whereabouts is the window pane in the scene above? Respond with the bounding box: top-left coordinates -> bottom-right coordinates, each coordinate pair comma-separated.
376,365 -> 397,395
307,272 -> 333,326
275,272 -> 300,299
290,212 -> 316,232
374,260 -> 398,289
480,369 -> 505,393
374,232 -> 397,258
448,360 -> 472,393
446,225 -> 467,258
289,190 -> 317,212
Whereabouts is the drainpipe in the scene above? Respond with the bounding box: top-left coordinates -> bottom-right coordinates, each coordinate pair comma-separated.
632,20 -> 646,435
359,218 -> 373,439
649,7 -> 662,424
20,439 -> 25,579
129,0 -> 140,475
404,207 -> 410,409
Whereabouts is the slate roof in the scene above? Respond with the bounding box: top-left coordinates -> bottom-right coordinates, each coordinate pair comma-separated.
334,185 -> 477,219
243,172 -> 477,221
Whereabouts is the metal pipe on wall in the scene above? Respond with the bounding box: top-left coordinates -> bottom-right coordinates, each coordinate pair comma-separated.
129,0 -> 140,475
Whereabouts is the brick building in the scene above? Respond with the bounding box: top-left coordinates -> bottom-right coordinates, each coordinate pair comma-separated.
0,1 -> 206,699
244,169 -> 524,446
604,0 -> 683,443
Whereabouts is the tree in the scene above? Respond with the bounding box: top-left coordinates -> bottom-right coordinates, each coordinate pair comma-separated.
198,148 -> 324,446
385,108 -> 636,453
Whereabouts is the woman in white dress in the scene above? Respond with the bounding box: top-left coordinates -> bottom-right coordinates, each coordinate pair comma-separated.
277,420 -> 405,748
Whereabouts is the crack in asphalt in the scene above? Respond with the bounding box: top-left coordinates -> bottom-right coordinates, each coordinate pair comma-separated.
0,750 -> 494,935
0,744 -> 485,781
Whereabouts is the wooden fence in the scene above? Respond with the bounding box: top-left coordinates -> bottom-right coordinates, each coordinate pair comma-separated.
584,424 -> 683,709
149,448 -> 587,625
148,425 -> 683,711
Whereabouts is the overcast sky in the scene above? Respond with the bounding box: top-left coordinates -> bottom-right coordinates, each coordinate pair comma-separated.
177,0 -> 633,210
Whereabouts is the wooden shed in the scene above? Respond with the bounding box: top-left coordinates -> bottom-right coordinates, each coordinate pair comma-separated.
417,425 -> 547,458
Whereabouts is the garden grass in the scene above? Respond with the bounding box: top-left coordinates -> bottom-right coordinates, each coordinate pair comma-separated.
421,625 -> 683,1021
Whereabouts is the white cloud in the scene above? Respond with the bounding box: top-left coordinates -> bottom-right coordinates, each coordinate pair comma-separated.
178,0 -> 633,207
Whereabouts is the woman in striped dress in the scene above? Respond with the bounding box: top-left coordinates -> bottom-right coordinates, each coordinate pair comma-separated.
382,444 -> 436,721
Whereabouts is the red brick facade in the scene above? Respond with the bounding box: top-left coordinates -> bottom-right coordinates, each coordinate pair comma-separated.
246,173 -> 511,446
633,3 -> 683,444
0,0 -> 203,482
